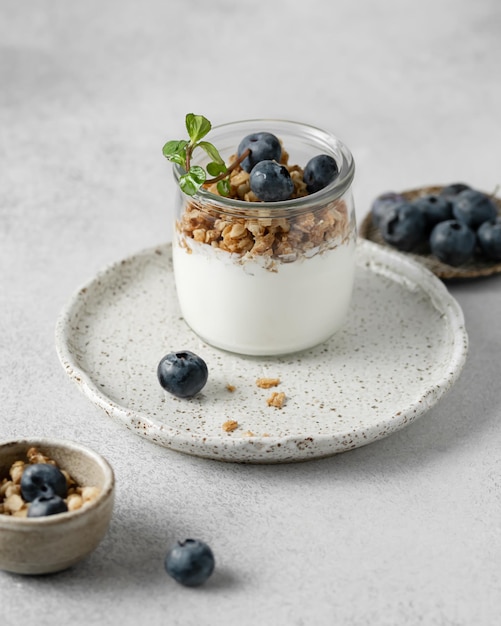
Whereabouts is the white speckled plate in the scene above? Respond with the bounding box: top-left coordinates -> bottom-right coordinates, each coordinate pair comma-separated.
55,239 -> 468,463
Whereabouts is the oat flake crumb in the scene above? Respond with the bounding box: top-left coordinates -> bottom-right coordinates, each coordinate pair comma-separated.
222,420 -> 239,432
256,377 -> 281,389
267,391 -> 286,409
226,384 -> 236,392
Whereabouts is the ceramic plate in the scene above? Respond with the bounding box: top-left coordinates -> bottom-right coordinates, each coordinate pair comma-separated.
55,239 -> 468,463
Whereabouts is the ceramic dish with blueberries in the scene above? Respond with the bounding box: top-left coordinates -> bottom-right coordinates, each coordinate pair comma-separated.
0,438 -> 115,575
359,183 -> 501,279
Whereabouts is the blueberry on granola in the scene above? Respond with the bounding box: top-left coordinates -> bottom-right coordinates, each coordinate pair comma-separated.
157,351 -> 208,398
439,182 -> 471,199
249,160 -> 294,202
20,463 -> 68,502
28,495 -> 68,518
303,154 -> 339,193
164,539 -> 215,587
429,219 -> 476,266
237,132 -> 282,173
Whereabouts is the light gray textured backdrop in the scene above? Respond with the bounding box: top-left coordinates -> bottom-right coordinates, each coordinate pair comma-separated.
1,1 -> 501,624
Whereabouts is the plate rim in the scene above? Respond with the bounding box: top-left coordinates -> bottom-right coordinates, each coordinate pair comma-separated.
55,239 -> 469,463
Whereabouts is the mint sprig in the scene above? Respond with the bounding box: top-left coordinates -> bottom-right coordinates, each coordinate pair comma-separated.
162,113 -> 249,197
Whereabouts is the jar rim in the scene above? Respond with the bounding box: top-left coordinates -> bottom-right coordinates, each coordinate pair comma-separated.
172,118 -> 355,216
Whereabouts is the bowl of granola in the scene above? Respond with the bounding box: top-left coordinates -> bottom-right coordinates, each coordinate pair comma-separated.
165,117 -> 357,356
0,438 -> 114,575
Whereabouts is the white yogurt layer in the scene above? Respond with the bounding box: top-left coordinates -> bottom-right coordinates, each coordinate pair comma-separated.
173,236 -> 356,356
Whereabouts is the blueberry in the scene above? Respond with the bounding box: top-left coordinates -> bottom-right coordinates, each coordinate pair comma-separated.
164,539 -> 215,587
452,189 -> 497,230
249,160 -> 294,202
411,194 -> 453,228
439,183 -> 471,199
20,463 -> 68,503
303,154 -> 339,194
28,495 -> 68,518
379,202 -> 428,251
157,351 -> 208,398
429,219 -> 476,266
477,217 -> 501,261
237,132 -> 282,173
371,192 -> 405,227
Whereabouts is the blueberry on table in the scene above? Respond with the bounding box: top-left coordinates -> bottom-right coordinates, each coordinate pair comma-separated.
157,351 -> 208,398
477,217 -> 501,261
371,192 -> 405,227
303,154 -> 339,193
452,189 -> 498,230
28,495 -> 68,518
237,132 -> 282,173
249,160 -> 294,202
379,202 -> 428,251
164,539 -> 215,587
20,463 -> 68,502
429,219 -> 476,266
411,194 -> 452,228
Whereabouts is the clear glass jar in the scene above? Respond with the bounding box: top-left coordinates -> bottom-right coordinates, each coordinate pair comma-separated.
172,119 -> 357,356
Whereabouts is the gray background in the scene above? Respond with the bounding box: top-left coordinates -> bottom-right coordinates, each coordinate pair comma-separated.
1,0 -> 501,624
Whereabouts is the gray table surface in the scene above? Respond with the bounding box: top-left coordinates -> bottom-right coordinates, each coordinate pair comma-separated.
2,1 -> 501,624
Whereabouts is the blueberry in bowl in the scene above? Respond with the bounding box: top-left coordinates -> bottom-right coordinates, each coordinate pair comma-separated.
379,201 -> 428,251
477,217 -> 501,261
452,189 -> 498,230
429,220 -> 476,266
0,438 -> 115,575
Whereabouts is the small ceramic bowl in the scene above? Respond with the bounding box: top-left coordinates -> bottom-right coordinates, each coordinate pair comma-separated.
0,438 -> 115,575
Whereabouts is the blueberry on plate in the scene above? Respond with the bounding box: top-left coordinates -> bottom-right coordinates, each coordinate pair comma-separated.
237,132 -> 282,173
249,160 -> 294,202
20,463 -> 68,503
303,154 -> 339,194
164,539 -> 215,587
157,351 -> 208,398
378,201 -> 428,251
370,192 -> 405,227
411,194 -> 452,229
439,182 -> 471,199
429,219 -> 476,266
452,189 -> 498,230
28,495 -> 68,518
477,217 -> 501,261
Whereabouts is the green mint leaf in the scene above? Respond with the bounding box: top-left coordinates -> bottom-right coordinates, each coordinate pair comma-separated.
179,166 -> 206,196
185,114 -> 211,144
162,140 -> 189,167
217,179 -> 231,197
197,141 -> 225,165
206,161 -> 227,177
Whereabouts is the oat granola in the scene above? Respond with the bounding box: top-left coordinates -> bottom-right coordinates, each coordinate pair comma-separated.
266,391 -> 286,409
256,377 -> 281,389
176,150 -> 351,264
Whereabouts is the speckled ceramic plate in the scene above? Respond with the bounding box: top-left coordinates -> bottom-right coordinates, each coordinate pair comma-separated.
55,239 -> 468,463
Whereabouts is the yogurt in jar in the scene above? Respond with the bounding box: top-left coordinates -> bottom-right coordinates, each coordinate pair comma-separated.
173,233 -> 356,356
171,119 -> 357,356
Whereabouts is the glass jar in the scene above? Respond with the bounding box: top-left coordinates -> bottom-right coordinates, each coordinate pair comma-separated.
171,119 -> 357,356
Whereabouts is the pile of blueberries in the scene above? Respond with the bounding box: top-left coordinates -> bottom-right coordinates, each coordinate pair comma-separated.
371,183 -> 501,266
237,132 -> 339,202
